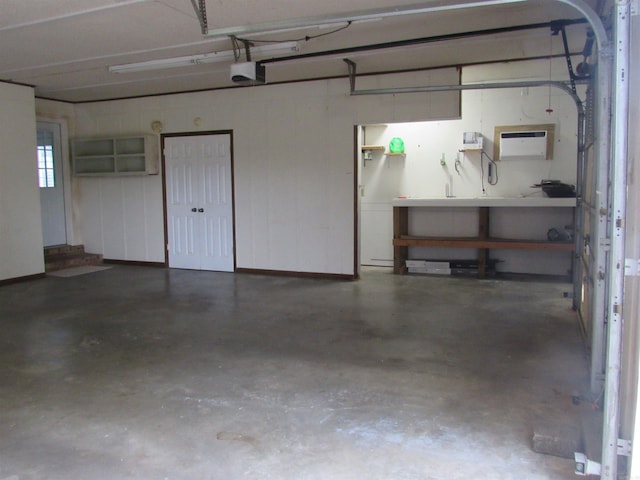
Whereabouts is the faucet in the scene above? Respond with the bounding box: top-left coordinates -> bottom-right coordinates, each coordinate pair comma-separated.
446,174 -> 454,198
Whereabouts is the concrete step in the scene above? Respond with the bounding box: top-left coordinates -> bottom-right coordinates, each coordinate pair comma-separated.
44,244 -> 86,258
44,245 -> 103,272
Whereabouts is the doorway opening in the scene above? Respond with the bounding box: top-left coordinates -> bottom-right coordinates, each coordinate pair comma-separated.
37,121 -> 68,247
357,111 -> 577,280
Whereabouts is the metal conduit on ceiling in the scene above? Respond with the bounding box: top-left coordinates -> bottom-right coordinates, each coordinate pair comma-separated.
259,18 -> 588,66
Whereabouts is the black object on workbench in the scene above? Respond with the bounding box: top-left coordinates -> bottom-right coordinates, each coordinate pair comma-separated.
531,180 -> 576,198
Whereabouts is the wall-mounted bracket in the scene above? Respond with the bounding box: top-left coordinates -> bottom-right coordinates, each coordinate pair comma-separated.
617,438 -> 632,457
625,258 -> 640,276
550,20 -> 593,94
344,59 -> 357,93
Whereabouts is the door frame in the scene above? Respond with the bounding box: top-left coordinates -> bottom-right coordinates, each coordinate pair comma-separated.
161,130 -> 236,270
36,118 -> 74,246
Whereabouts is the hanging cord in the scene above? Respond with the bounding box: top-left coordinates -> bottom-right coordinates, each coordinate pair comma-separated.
231,36 -> 255,62
236,21 -> 352,45
481,151 -> 498,186
480,153 -> 486,194
546,33 -> 554,114
231,36 -> 240,61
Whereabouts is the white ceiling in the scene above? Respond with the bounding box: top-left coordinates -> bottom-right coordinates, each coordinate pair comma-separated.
0,0 -> 602,103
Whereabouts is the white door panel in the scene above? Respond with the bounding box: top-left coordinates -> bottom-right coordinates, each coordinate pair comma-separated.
201,216 -> 219,270
200,216 -> 233,271
165,134 -> 234,272
170,215 -> 200,270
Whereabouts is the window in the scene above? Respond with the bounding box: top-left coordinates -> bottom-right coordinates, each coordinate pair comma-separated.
37,144 -> 55,188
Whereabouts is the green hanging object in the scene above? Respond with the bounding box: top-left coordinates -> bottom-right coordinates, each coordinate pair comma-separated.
388,137 -> 405,153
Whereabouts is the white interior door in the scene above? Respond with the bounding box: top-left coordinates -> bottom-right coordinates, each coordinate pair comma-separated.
165,134 -> 234,272
37,122 -> 67,247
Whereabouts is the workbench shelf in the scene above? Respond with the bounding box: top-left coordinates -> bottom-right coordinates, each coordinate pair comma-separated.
394,235 -> 574,251
392,203 -> 576,278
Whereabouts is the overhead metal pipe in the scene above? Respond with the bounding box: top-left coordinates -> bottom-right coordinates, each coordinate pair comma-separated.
348,78 -> 584,107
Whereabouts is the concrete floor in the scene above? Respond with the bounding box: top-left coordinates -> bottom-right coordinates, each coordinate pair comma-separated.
0,266 -> 596,479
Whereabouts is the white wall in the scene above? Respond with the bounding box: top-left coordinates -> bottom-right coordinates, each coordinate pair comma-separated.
68,68 -> 460,274
35,60 -> 579,277
361,59 -> 579,275
0,82 -> 43,281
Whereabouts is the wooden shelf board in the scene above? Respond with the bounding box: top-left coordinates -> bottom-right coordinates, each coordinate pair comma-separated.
361,145 -> 386,151
393,236 -> 574,251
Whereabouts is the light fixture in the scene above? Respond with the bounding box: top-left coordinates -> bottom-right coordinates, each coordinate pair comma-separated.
109,42 -> 298,74
204,0 -> 527,38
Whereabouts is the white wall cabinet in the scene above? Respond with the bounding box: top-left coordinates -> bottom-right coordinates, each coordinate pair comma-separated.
72,135 -> 159,176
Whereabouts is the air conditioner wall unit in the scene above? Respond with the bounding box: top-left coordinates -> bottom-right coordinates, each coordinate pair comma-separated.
499,130 -> 548,160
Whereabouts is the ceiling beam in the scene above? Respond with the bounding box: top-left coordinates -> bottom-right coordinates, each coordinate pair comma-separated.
0,39 -> 225,76
0,0 -> 154,33
204,0 -> 527,38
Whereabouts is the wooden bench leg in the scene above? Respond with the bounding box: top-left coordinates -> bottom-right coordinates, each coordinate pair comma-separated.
477,207 -> 490,278
393,206 -> 409,274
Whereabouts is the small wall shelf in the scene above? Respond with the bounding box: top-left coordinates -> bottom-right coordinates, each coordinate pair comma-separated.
361,145 -> 386,151
72,135 -> 159,176
385,152 -> 406,157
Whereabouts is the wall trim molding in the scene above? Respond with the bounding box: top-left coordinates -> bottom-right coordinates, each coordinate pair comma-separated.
103,259 -> 166,268
0,272 -> 46,286
236,267 -> 355,281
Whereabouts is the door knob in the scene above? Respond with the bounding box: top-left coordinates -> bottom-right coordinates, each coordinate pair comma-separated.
198,208 -> 205,213
191,208 -> 197,212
